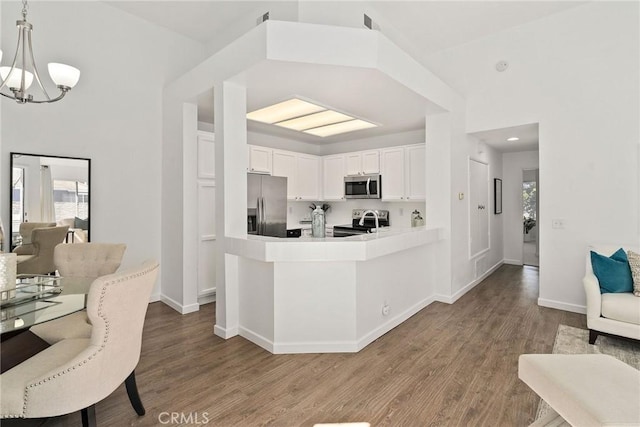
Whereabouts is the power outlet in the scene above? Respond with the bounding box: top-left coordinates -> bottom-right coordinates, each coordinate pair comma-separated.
382,304 -> 390,316
399,208 -> 404,216
552,219 -> 565,229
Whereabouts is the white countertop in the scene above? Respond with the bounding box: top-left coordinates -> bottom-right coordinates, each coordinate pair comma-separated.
226,226 -> 444,262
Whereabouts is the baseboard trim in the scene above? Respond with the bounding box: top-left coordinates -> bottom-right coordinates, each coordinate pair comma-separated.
214,324 -> 239,339
503,258 -> 523,266
356,295 -> 436,351
436,260 -> 504,305
239,327 -> 274,353
149,293 -> 161,303
538,298 -> 586,314
236,296 -> 436,354
160,295 -> 200,315
198,293 -> 216,305
274,340 -> 358,354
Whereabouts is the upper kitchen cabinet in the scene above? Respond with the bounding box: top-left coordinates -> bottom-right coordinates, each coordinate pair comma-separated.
345,150 -> 380,176
381,147 -> 405,200
381,144 -> 426,201
322,155 -> 346,201
296,154 -> 321,200
405,144 -> 426,200
249,145 -> 272,174
272,149 -> 320,201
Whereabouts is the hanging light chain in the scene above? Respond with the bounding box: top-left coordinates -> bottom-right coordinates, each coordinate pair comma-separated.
21,0 -> 29,21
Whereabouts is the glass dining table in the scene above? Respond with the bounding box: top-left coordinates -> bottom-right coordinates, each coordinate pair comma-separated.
1,275 -> 94,335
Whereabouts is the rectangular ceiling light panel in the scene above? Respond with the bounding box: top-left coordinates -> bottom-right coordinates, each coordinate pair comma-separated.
247,98 -> 378,137
276,110 -> 353,131
304,119 -> 377,137
246,98 -> 325,124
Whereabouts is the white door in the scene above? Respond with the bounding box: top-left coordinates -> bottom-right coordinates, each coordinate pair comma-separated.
469,159 -> 489,257
197,132 -> 216,300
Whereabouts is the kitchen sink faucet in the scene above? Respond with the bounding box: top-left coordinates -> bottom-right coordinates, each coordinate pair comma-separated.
359,210 -> 380,233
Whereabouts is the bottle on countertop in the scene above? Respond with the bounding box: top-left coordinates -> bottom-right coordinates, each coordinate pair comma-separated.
411,210 -> 424,227
311,206 -> 326,238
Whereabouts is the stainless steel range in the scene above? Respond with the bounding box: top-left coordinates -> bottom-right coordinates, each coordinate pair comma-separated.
333,209 -> 390,237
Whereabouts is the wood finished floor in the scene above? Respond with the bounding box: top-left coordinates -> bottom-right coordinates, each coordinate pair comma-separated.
40,265 -> 585,427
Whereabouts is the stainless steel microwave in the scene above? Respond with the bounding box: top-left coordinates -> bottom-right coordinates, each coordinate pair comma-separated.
344,174 -> 382,199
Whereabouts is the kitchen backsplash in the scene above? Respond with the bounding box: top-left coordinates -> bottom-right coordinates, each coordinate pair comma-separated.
287,200 -> 425,229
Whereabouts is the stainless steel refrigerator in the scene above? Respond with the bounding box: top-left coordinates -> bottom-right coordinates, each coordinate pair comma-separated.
247,173 -> 287,237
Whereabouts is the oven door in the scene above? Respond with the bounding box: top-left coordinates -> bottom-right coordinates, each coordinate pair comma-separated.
344,175 -> 381,199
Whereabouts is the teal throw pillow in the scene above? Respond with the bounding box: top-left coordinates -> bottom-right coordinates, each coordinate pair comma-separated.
591,248 -> 633,293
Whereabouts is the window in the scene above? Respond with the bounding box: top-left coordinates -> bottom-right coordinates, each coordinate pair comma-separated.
12,167 -> 24,234
53,180 -> 89,220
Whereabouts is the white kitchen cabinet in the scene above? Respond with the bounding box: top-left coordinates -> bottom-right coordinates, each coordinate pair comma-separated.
322,155 -> 346,200
248,145 -> 272,174
272,149 -> 320,201
296,154 -> 320,200
345,150 -> 380,176
405,144 -> 426,200
381,144 -> 426,201
272,150 -> 297,199
381,147 -> 405,200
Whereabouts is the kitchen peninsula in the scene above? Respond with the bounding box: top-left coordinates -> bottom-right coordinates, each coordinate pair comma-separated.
226,226 -> 444,353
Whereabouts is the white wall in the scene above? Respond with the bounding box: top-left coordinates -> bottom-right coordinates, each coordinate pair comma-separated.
1,2 -> 206,295
449,111 -> 504,299
425,2 -> 640,312
503,151 -> 539,264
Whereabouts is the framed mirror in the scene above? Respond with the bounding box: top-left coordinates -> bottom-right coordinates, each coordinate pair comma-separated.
10,153 -> 91,251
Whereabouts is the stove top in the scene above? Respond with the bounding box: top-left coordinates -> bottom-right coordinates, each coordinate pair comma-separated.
333,209 -> 390,237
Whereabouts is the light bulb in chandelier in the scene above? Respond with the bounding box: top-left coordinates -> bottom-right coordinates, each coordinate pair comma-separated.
0,1 -> 81,104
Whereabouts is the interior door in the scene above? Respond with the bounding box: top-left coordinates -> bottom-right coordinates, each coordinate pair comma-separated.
469,159 -> 489,257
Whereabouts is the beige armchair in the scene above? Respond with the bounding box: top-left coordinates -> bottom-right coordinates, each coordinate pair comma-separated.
583,244 -> 640,344
12,222 -> 56,255
0,260 -> 159,426
57,218 -> 88,243
16,226 -> 69,275
30,243 -> 127,344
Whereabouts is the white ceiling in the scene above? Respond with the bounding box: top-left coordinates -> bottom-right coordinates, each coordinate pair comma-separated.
470,123 -> 539,153
106,0 -> 583,147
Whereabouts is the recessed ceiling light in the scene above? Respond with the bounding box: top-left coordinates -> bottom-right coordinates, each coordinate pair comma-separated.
507,137 -> 520,142
247,97 -> 378,138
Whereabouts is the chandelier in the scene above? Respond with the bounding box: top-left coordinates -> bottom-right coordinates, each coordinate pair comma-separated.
0,0 -> 80,104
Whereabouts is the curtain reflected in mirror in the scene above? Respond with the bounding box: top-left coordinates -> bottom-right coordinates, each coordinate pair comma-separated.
10,153 -> 90,252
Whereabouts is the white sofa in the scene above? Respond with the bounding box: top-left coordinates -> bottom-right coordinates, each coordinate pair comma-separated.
583,244 -> 640,344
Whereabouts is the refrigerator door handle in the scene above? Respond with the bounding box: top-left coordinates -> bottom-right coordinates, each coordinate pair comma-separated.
257,197 -> 262,235
260,197 -> 265,235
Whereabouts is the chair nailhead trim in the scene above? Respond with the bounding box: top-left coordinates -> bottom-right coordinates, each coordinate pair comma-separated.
19,263 -> 158,418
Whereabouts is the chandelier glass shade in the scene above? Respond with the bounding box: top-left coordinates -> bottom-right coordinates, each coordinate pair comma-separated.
0,1 -> 80,104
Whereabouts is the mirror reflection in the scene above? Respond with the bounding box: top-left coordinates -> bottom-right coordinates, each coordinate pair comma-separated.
10,153 -> 91,252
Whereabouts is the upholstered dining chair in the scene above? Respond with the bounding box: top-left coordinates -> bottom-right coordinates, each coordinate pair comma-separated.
29,243 -> 127,344
54,242 -> 127,278
16,226 -> 69,275
12,222 -> 56,255
0,260 -> 159,427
